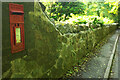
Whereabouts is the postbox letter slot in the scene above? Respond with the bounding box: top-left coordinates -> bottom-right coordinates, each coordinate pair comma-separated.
12,12 -> 24,15
10,11 -> 24,15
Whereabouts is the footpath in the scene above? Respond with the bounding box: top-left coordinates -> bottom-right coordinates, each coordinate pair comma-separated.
71,29 -> 120,79
109,29 -> 120,79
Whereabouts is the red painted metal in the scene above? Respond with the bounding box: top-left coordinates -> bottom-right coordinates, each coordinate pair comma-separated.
9,3 -> 25,53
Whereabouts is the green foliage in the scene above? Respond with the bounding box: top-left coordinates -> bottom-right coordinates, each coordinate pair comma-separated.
43,1 -> 118,24
60,14 -> 111,26
45,2 -> 86,21
73,19 -> 87,24
93,18 -> 104,27
85,1 -> 118,23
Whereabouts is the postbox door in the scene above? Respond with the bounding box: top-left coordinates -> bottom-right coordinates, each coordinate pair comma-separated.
9,3 -> 25,53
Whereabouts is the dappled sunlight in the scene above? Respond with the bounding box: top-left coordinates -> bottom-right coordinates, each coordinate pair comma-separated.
59,15 -> 114,25
43,1 -> 118,25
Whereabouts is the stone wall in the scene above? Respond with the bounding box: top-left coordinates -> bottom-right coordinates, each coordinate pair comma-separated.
2,2 -> 118,78
48,24 -> 117,78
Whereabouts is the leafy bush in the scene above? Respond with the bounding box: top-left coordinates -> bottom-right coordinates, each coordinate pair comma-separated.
43,2 -> 86,21
43,1 -> 118,23
58,14 -> 113,25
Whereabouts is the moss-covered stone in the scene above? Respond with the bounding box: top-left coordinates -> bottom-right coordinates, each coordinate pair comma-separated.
2,2 -> 118,79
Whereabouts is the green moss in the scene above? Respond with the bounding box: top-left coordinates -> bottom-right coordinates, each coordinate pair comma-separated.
2,2 -> 118,79
11,73 -> 25,78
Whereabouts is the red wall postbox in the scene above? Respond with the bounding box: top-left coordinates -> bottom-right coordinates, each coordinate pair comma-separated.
9,3 -> 25,53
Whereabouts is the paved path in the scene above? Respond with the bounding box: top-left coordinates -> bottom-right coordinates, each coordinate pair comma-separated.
109,43 -> 118,79
72,29 -> 120,79
109,30 -> 120,79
